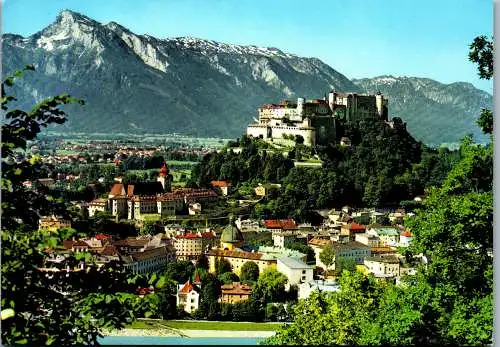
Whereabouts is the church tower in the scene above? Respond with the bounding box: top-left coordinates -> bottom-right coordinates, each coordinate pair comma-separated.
220,216 -> 244,251
157,163 -> 171,192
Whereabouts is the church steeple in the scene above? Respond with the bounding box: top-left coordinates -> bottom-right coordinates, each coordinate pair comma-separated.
157,162 -> 171,192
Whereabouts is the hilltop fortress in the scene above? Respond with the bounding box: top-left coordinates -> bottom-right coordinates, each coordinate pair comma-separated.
247,90 -> 396,147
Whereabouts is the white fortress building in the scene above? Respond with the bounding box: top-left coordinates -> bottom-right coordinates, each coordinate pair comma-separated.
247,90 -> 389,147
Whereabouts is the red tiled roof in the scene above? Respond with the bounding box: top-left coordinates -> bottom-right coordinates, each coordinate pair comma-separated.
175,233 -> 201,239
348,223 -> 366,231
178,280 -> 200,294
211,180 -> 231,188
62,240 -> 74,249
110,183 -> 125,196
401,230 -> 413,237
281,219 -> 298,229
95,233 -> 111,240
264,219 -> 297,230
160,163 -> 169,177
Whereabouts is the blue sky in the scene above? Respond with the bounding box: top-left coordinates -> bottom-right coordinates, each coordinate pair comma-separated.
3,0 -> 493,93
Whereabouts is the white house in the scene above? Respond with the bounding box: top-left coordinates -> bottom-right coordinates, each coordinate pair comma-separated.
354,233 -> 380,247
272,232 -> 298,249
277,256 -> 313,291
122,246 -> 174,274
188,202 -> 202,215
235,218 -> 262,232
399,230 -> 413,247
298,279 -> 340,300
364,255 -> 400,278
176,280 -> 201,313
88,198 -> 109,217
368,227 -> 400,247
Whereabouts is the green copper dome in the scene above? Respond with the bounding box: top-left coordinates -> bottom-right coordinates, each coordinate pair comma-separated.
220,218 -> 244,243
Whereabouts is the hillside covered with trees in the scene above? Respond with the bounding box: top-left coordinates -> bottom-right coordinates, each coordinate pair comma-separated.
189,107 -> 460,222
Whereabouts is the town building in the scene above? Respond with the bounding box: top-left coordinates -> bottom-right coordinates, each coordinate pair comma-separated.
210,180 -> 232,196
157,163 -> 172,191
308,237 -> 334,269
399,230 -> 413,247
340,223 -> 367,241
173,230 -> 215,261
264,219 -> 298,232
188,202 -> 202,215
114,238 -> 150,254
208,249 -> 276,277
88,198 -> 109,217
105,164 -> 218,220
38,216 -> 72,231
388,209 -> 406,225
254,246 -> 306,262
354,233 -> 380,247
340,137 -> 351,147
177,279 -> 201,314
254,183 -> 281,198
121,246 -> 174,274
220,282 -> 253,304
331,241 -> 372,271
272,232 -> 298,249
368,227 -> 401,246
173,232 -> 203,261
364,255 -> 400,279
235,218 -> 262,233
298,279 -> 340,300
277,256 -> 313,291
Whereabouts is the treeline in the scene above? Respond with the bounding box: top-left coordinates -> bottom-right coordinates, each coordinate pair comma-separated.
188,137 -> 295,187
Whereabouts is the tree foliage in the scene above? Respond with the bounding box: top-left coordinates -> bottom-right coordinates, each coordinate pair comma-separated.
251,268 -> 288,304
1,67 -> 139,345
165,260 -> 196,284
468,35 -> 493,80
319,244 -> 335,269
240,261 -> 260,282
218,271 -> 240,285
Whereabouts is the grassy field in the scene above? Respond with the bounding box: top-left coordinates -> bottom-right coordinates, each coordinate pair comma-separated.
166,160 -> 198,166
128,320 -> 282,331
55,149 -> 80,155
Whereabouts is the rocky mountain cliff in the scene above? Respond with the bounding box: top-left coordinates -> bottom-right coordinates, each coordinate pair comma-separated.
3,10 -> 492,144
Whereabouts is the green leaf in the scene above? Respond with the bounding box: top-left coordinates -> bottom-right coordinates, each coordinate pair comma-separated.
1,308 -> 15,320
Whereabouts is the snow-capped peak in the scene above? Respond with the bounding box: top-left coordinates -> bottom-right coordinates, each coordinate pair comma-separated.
166,36 -> 297,58
35,9 -> 103,52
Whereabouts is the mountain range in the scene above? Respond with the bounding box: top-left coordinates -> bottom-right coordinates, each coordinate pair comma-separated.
3,10 -> 492,145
